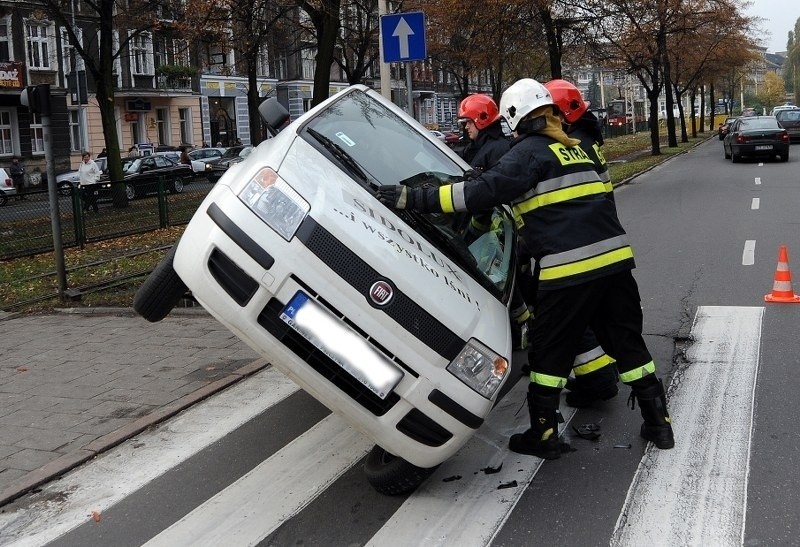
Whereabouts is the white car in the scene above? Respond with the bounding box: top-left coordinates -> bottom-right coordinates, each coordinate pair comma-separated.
188,147 -> 226,175
134,85 -> 518,495
0,167 -> 16,205
429,130 -> 447,142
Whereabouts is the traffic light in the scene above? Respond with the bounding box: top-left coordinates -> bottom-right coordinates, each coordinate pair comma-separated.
20,84 -> 51,116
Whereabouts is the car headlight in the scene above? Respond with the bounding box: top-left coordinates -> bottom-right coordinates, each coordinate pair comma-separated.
205,163 -> 213,171
447,339 -> 508,399
238,167 -> 309,241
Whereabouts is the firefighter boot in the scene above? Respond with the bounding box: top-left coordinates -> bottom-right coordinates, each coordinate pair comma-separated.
631,378 -> 675,449
565,365 -> 619,408
509,390 -> 561,459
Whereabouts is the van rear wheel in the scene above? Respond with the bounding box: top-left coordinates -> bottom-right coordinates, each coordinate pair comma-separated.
363,445 -> 438,496
133,244 -> 188,322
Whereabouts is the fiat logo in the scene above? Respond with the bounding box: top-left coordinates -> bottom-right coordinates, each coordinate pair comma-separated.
369,281 -> 393,306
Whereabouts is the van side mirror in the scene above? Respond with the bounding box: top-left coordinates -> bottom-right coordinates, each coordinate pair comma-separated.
259,97 -> 290,134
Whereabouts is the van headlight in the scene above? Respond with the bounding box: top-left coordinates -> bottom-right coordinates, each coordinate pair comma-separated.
447,339 -> 508,398
238,168 -> 309,241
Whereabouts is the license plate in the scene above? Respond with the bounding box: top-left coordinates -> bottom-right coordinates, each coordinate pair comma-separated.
280,291 -> 403,399
755,145 -> 773,150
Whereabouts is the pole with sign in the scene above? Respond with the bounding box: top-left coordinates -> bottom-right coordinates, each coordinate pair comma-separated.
380,11 -> 427,116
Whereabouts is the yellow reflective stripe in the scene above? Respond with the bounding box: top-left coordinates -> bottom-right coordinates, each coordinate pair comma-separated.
514,308 -> 531,323
439,185 -> 455,213
593,143 -> 607,166
619,361 -> 656,383
513,181 -> 607,216
470,216 -> 491,232
539,246 -> 634,281
549,142 -> 595,166
530,371 -> 568,389
573,353 -> 616,376
603,181 -> 613,193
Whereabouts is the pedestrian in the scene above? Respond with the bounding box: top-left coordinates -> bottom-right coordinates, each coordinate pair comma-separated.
544,78 -> 619,407
10,157 -> 25,200
235,138 -> 243,146
180,147 -> 191,165
97,148 -> 107,158
378,78 -> 674,459
78,151 -> 101,212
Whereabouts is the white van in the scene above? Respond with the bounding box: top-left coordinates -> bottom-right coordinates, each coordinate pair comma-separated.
134,85 -> 519,494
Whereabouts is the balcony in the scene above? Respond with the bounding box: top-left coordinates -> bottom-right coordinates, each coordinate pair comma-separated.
157,75 -> 193,91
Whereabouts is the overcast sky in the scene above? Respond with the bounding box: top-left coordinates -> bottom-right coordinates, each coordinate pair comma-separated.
745,0 -> 800,53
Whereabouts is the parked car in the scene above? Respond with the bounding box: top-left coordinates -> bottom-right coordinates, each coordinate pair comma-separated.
770,104 -> 799,117
717,117 -> 737,140
188,147 -> 226,175
0,167 -> 16,206
444,131 -> 463,145
429,130 -> 447,143
55,157 -> 109,196
204,145 -> 253,183
110,154 -> 194,199
776,109 -> 800,143
134,86 -> 518,496
723,116 -> 790,163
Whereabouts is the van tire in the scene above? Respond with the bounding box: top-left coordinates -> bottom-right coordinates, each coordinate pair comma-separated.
133,244 -> 188,322
363,445 -> 437,496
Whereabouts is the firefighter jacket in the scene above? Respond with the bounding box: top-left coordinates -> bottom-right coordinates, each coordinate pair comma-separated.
461,120 -> 509,172
411,130 -> 635,290
568,114 -> 612,197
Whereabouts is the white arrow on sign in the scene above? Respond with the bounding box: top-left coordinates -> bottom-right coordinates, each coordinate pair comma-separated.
392,17 -> 414,59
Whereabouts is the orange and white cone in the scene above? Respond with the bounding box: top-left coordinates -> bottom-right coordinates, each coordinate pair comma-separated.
765,245 -> 800,303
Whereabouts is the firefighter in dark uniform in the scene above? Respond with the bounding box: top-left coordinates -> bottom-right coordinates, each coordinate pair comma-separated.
457,94 -> 530,349
544,78 -> 619,408
378,78 -> 674,459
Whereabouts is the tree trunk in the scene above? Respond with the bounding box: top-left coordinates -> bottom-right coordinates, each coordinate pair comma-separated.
247,58 -> 263,144
311,1 -> 341,107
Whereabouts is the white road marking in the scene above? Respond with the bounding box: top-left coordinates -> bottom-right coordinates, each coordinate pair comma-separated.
751,198 -> 760,210
144,414 -> 372,547
610,306 -> 763,547
755,177 -> 761,185
758,162 -> 764,167
742,240 -> 756,265
366,380 -> 577,547
0,368 -> 300,547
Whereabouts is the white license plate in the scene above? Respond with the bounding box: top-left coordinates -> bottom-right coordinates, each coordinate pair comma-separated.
280,291 -> 403,399
755,145 -> 773,151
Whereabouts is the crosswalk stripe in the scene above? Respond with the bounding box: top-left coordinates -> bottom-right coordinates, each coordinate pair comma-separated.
0,368 -> 300,547
610,306 -> 763,546
143,414 -> 372,546
367,380 -> 577,547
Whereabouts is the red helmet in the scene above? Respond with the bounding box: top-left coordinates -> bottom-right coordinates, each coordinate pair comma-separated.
458,94 -> 501,130
544,79 -> 588,124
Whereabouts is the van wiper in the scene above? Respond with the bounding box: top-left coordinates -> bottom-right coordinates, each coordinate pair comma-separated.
306,128 -> 370,184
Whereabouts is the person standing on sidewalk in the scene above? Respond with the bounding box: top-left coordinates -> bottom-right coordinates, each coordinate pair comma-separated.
78,151 -> 101,212
378,78 -> 675,459
10,157 -> 25,200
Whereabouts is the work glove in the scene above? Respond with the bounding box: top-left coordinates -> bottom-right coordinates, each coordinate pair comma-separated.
377,185 -> 414,209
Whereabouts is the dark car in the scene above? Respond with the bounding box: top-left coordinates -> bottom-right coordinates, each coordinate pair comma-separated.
204,145 -> 253,183
723,116 -> 790,163
776,109 -> 800,144
112,154 -> 194,199
717,117 -> 737,140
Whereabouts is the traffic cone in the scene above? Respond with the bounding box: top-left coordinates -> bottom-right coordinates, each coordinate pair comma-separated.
764,245 -> 800,303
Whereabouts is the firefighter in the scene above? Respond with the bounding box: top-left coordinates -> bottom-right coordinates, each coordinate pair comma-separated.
377,78 -> 674,459
457,94 -> 530,349
545,78 -> 619,408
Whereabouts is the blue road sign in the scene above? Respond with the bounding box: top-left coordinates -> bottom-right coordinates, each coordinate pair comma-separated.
380,11 -> 427,63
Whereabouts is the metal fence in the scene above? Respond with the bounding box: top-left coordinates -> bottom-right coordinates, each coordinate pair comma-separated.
0,177 -> 212,261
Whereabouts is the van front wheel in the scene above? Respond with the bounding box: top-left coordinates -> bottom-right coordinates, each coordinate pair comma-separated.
363,445 -> 438,496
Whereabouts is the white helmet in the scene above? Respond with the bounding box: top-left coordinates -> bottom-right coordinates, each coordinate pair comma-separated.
500,78 -> 554,131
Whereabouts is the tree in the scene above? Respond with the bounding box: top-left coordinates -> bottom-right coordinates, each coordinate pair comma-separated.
758,72 -> 786,111
37,0 -> 167,208
297,0 -> 342,107
336,0 -> 380,85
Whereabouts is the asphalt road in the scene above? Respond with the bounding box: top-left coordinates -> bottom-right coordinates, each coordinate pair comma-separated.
2,138 -> 799,546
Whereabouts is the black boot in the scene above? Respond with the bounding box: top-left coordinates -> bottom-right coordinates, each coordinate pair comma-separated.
565,365 -> 619,408
630,378 -> 675,449
509,390 -> 561,459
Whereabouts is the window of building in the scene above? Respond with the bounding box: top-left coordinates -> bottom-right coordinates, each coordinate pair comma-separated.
68,109 -> 86,152
31,113 -> 44,154
26,21 -> 55,70
156,107 -> 169,145
131,117 -> 142,146
130,32 -> 153,75
256,44 -> 270,78
301,47 -> 315,80
179,107 -> 191,144
155,37 -> 190,68
0,110 -> 14,155
0,18 -> 12,61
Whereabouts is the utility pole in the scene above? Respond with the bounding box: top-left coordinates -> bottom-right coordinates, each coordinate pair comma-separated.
378,0 -> 391,100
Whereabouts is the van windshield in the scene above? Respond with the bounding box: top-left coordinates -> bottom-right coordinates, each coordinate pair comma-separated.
301,88 -> 515,300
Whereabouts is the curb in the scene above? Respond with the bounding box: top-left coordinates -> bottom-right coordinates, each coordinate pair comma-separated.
612,134 -> 713,188
0,358 -> 270,508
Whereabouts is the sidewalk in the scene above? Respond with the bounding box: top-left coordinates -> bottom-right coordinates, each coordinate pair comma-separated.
0,308 -> 266,506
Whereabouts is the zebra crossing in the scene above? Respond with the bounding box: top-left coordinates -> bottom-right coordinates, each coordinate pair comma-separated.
0,306 -> 764,546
